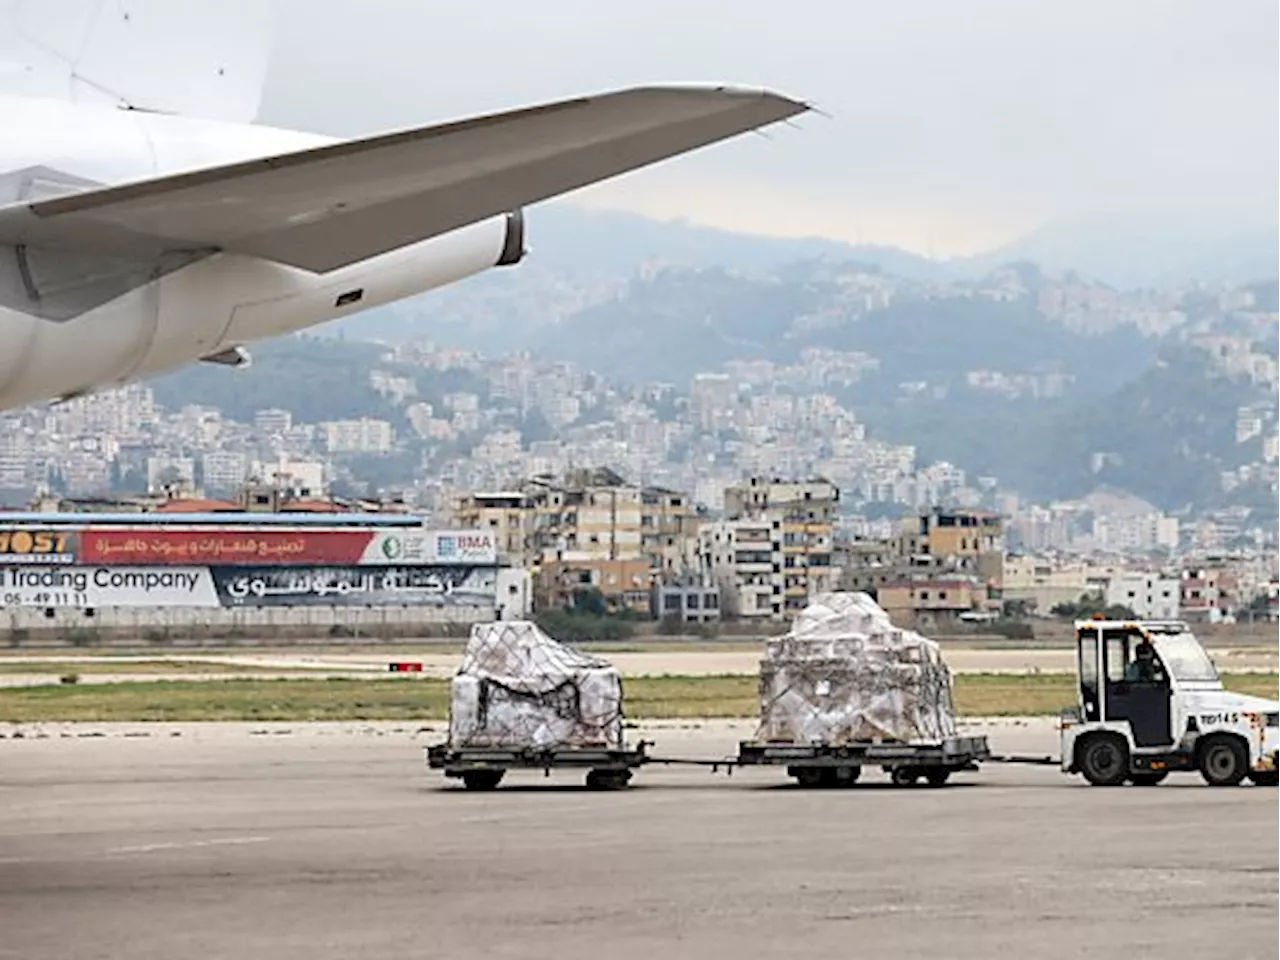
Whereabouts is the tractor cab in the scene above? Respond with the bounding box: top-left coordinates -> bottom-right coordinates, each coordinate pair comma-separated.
1063,618 -> 1279,787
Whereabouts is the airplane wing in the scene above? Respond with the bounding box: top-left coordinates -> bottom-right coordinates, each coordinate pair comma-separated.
0,86 -> 808,274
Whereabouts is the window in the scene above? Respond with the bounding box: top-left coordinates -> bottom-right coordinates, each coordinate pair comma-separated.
1105,635 -> 1128,683
920,590 -> 930,600
939,591 -> 947,600
687,594 -> 700,609
663,595 -> 681,612
706,594 -> 719,609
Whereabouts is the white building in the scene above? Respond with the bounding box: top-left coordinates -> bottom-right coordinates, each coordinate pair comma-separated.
146,456 -> 195,494
697,518 -> 780,620
323,418 -> 395,454
1105,573 -> 1180,620
201,451 -> 249,492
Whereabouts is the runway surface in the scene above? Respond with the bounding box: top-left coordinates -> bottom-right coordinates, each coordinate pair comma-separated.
1,719 -> 1276,960
2,643 -> 1276,687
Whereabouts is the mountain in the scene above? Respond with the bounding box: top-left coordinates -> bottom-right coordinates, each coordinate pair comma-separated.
522,205 -> 951,280
965,215 -> 1280,289
321,205 -> 951,352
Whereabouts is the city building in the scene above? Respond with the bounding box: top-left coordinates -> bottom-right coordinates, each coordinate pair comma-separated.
1105,572 -> 1180,620
897,507 -> 1006,588
723,477 -> 838,614
698,518 -> 782,620
322,418 -> 395,454
1001,555 -> 1091,615
1180,565 -> 1240,623
877,576 -> 987,629
651,581 -> 722,624
534,557 -> 653,615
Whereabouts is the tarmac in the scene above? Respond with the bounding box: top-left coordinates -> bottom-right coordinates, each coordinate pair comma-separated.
1,718 -> 1276,960
1,643 -> 1276,687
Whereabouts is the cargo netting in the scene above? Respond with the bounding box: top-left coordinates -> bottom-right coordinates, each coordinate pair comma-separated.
755,592 -> 957,745
449,620 -> 625,750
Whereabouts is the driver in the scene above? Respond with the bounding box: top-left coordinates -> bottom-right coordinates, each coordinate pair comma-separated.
1124,639 -> 1164,683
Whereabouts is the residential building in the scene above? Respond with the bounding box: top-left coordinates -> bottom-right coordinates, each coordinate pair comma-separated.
453,489 -> 537,563
698,517 -> 782,620
1002,555 -> 1091,615
640,485 -> 702,581
651,581 -> 722,624
1105,573 -> 1180,620
898,506 -> 1005,587
1180,565 -> 1240,623
723,476 -> 838,614
534,557 -> 653,615
201,451 -> 248,493
877,576 -> 987,629
322,418 -> 395,454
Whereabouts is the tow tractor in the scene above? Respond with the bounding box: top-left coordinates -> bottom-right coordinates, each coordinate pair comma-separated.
1060,618 -> 1279,787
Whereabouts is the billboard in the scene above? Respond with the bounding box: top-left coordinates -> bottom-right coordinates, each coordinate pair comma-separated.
0,566 -> 216,607
0,565 -> 498,608
362,530 -> 497,566
76,528 -> 498,567
0,528 -> 78,564
212,565 -> 496,607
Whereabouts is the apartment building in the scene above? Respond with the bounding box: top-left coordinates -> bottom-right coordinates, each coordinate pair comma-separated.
1180,565 -> 1240,623
1002,555 -> 1091,614
715,477 -> 839,616
1105,572 -> 1180,620
898,507 -> 1005,587
698,517 -> 782,620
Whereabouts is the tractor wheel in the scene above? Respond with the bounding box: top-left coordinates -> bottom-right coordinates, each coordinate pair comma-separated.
1199,736 -> 1248,787
1248,770 -> 1279,787
1078,734 -> 1129,787
923,768 -> 951,788
1128,772 -> 1168,786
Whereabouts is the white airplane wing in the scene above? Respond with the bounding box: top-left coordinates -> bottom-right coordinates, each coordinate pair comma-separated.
0,86 -> 807,274
0,0 -> 272,123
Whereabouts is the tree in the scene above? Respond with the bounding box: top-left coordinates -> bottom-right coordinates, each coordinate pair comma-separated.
1050,593 -> 1136,620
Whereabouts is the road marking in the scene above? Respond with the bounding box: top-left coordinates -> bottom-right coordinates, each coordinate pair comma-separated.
105,836 -> 270,855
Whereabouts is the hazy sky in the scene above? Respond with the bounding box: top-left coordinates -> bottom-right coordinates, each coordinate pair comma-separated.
30,0 -> 1273,258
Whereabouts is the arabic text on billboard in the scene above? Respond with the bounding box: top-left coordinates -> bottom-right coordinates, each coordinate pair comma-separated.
212,565 -> 497,607
78,529 -> 374,566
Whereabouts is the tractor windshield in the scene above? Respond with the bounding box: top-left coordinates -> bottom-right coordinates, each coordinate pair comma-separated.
1155,632 -> 1220,683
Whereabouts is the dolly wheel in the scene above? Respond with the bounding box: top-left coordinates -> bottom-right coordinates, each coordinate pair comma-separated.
585,769 -> 631,791
1128,772 -> 1168,786
891,767 -> 919,787
461,770 -> 504,791
1249,770 -> 1278,787
923,768 -> 951,788
792,767 -> 825,789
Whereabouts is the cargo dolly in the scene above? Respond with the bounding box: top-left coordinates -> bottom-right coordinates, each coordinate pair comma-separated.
732,734 -> 992,788
426,741 -> 651,791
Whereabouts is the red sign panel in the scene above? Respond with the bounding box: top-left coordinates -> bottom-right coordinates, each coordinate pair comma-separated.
77,529 -> 375,566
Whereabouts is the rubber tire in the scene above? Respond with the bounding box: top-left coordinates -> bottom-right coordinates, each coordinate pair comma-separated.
1248,770 -> 1279,787
1199,736 -> 1249,787
1078,735 -> 1129,787
461,770 -> 504,791
923,768 -> 951,788
827,766 -> 861,788
793,768 -> 825,789
585,769 -> 631,791
891,767 -> 920,787
1128,772 -> 1168,786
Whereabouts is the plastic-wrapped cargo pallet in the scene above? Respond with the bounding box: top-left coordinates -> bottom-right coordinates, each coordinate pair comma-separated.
756,591 -> 958,744
449,620 -> 625,750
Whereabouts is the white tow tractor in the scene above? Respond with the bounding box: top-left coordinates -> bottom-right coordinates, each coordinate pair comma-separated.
1061,618 -> 1279,787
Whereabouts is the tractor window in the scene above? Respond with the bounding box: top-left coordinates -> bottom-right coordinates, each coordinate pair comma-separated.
1156,632 -> 1220,683
1077,632 -> 1099,720
1104,635 -> 1128,683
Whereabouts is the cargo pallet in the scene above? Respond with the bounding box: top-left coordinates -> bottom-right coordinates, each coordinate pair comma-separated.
734,734 -> 992,788
425,741 -> 651,791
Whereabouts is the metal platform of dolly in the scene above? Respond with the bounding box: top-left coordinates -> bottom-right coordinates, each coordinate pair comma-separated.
427,735 -> 995,790
425,741 -> 651,791
733,734 -> 992,788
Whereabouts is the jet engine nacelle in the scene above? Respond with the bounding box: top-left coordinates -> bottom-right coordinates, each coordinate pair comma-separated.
0,210 -> 524,410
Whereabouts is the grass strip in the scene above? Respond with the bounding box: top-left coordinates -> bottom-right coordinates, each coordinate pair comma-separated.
0,673 -> 1274,724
